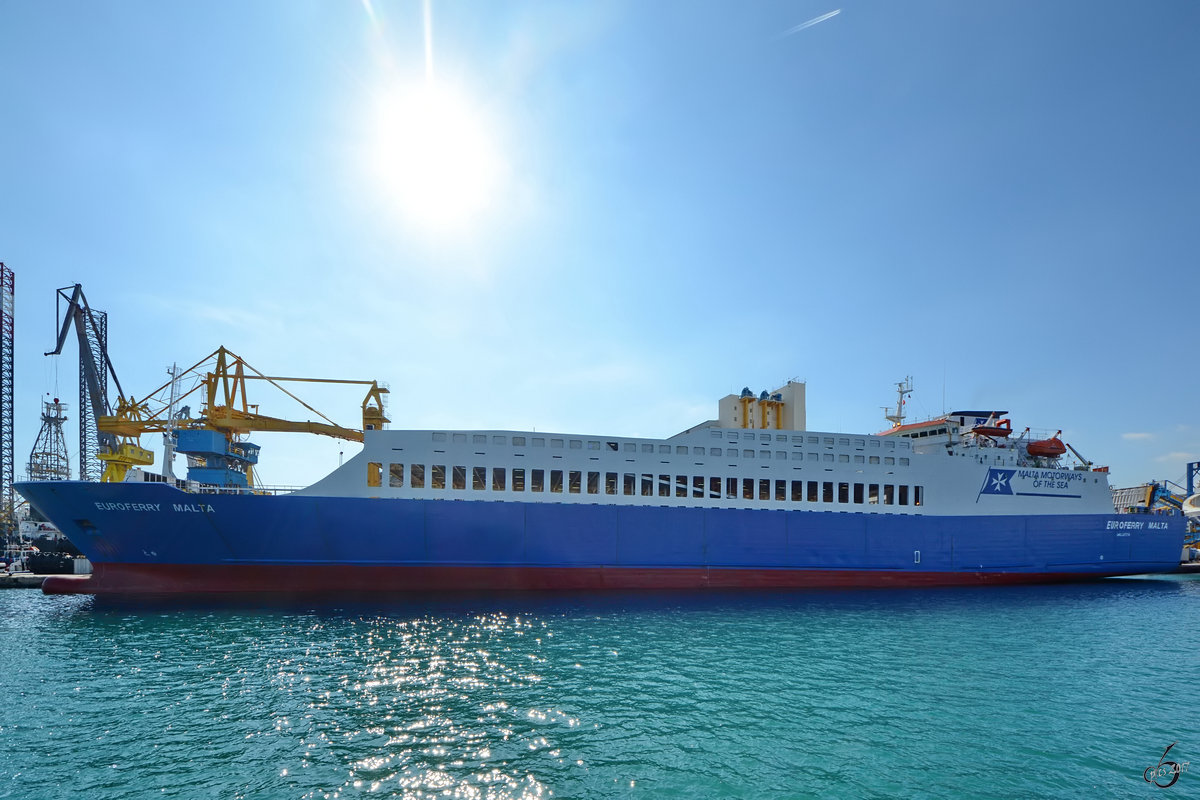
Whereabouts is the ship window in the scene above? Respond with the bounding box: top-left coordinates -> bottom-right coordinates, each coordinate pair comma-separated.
854,455 -> 865,464
853,483 -> 864,504
884,485 -> 895,505
569,440 -> 582,449
807,481 -> 819,502
693,476 -> 704,498
885,440 -> 896,449
658,445 -> 671,454
587,471 -> 599,494
823,454 -> 834,462
744,432 -> 757,441
512,468 -> 526,492
551,439 -> 563,448
792,452 -> 802,461
389,463 -> 405,488
726,477 -> 738,498
775,480 -> 786,501
710,476 -> 722,498
694,447 -> 705,456
550,470 -> 563,493
854,439 -> 865,448
839,454 -> 850,463
839,438 -> 850,446
431,465 -> 446,489
915,486 -> 924,506
472,467 -> 486,490
791,480 -> 803,501
512,436 -> 526,446
675,475 -> 688,498
533,438 -> 545,447
838,482 -> 849,503
899,457 -> 910,466
492,467 -> 507,490
869,484 -> 879,504
606,472 -> 618,495
884,457 -> 895,466
822,482 -> 834,503
474,435 -> 487,445
743,450 -> 755,459
492,436 -> 506,445
808,452 -> 819,461
453,466 -> 466,490
569,470 -> 582,493
775,434 -> 786,442
824,437 -> 835,445
623,473 -> 635,495
624,443 -> 636,452
759,479 -> 770,500
642,474 -> 653,496
808,436 -> 819,444
869,456 -> 880,465
743,478 -> 754,500
899,485 -> 909,506
869,440 -> 880,448
676,446 -> 688,455
433,433 -> 446,442
605,442 -> 617,452
411,464 -> 426,489
368,462 -> 383,488
759,434 -> 771,443
588,441 -> 600,450
659,475 -> 671,498
531,469 -> 544,492
760,451 -> 771,460
776,451 -> 787,460
453,433 -> 467,443
709,447 -> 721,457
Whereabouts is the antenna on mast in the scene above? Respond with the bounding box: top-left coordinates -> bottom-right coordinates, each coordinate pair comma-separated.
883,376 -> 913,428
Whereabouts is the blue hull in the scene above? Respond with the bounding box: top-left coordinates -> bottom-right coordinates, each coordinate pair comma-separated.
16,481 -> 1185,594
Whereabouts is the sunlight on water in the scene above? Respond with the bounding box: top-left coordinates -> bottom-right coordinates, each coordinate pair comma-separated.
1,579 -> 1198,798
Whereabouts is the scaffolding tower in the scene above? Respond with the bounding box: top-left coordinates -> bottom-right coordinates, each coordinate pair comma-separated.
27,398 -> 70,481
0,264 -> 13,541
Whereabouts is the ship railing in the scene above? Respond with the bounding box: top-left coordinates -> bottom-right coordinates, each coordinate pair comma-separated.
188,484 -> 303,497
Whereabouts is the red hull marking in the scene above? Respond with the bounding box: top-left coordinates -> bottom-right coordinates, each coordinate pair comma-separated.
42,563 -> 1127,595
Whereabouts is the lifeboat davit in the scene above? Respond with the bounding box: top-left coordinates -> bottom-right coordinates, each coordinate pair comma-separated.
1026,435 -> 1067,458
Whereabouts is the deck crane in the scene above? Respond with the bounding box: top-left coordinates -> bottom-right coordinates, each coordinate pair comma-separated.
97,346 -> 388,486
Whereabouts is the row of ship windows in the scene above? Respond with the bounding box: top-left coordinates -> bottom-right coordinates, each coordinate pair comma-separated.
367,462 -> 924,506
430,432 -> 908,453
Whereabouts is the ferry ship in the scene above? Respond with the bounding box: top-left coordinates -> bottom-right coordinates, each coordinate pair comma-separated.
16,381 -> 1185,594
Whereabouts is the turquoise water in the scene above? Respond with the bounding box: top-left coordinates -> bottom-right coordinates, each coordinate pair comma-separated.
1,579 -> 1197,799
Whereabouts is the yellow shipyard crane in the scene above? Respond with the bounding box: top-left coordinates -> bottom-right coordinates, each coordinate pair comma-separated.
97,346 -> 388,485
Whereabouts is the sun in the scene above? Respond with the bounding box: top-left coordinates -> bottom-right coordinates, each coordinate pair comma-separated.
367,79 -> 503,234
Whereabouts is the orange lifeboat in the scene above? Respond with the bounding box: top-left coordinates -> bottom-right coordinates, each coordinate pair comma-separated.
972,419 -> 1012,438
1026,431 -> 1067,458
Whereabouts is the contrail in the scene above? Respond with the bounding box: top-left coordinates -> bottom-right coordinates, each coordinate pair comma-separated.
782,9 -> 841,36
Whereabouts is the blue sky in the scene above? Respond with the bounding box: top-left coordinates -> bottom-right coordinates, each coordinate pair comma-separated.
2,1 -> 1198,490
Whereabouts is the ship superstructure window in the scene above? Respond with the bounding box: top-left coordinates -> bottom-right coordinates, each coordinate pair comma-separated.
675,476 -> 687,498
659,445 -> 671,454
808,482 -> 819,502
432,465 -> 446,489
453,466 -> 466,490
569,471 -> 582,494
726,477 -> 737,498
472,467 -> 486,490
533,438 -> 545,447
368,462 -> 382,488
659,475 -> 671,497
693,476 -> 704,498
491,467 -> 505,491
758,479 -> 770,500
823,482 -> 834,503
493,436 -> 506,445
869,456 -> 880,465
743,450 -> 754,459
742,478 -> 754,500
453,433 -> 466,443
838,483 -> 849,503
551,439 -> 563,448
389,463 -> 405,488
809,452 -> 819,461
623,474 -> 635,495
531,469 -> 544,492
549,470 -> 563,493
791,480 -> 803,501
641,474 -> 653,496
915,486 -> 924,506
885,457 -> 895,465
641,444 -> 653,453
412,464 -> 426,488
607,473 -> 618,495
775,480 -> 786,501
433,433 -> 446,442
854,484 -> 864,504
839,454 -> 850,463
570,440 -> 582,450
899,485 -> 909,505
474,435 -> 486,445
884,485 -> 895,505
710,447 -> 721,457
676,446 -> 688,455
624,443 -> 636,452
587,471 -> 599,494
899,457 -> 910,466
513,436 -> 526,446
760,451 -> 771,460
513,468 -> 526,492
869,484 -> 879,504
869,440 -> 880,448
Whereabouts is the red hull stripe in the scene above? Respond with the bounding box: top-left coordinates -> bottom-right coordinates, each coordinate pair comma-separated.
42,563 -> 1128,595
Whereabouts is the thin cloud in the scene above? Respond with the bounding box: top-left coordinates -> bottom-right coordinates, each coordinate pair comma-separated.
1122,432 -> 1154,441
782,9 -> 841,36
1155,451 -> 1197,464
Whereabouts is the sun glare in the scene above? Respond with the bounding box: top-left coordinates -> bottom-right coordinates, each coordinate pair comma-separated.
369,79 -> 503,234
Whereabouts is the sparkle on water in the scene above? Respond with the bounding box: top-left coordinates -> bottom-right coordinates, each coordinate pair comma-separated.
1,578 -> 1197,799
